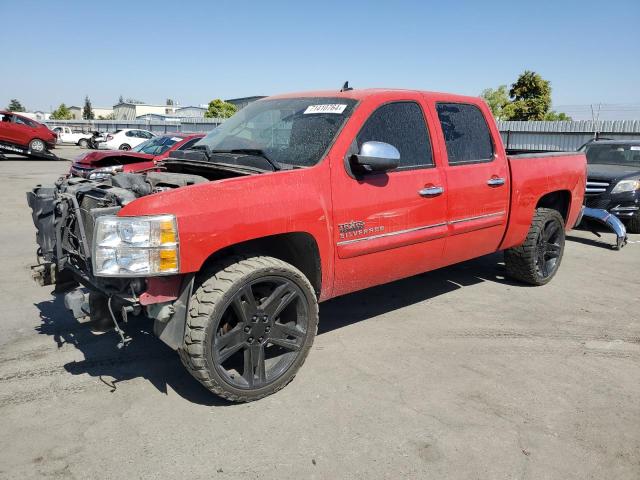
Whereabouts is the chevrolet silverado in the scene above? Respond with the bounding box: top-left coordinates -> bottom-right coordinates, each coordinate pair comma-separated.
27,88 -> 586,402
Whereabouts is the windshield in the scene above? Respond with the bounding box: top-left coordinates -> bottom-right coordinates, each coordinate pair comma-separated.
586,144 -> 640,167
133,136 -> 180,155
193,97 -> 357,167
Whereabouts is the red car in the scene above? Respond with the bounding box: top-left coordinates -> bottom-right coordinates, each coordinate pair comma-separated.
29,88 -> 586,402
69,133 -> 205,179
0,110 -> 57,156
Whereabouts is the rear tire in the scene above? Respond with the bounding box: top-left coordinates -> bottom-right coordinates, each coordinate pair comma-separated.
119,143 -> 131,151
626,212 -> 640,234
180,255 -> 318,402
505,208 -> 565,286
78,138 -> 88,148
29,138 -> 45,153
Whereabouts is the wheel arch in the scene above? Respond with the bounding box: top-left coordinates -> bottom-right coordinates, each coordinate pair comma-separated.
198,232 -> 323,297
535,190 -> 571,224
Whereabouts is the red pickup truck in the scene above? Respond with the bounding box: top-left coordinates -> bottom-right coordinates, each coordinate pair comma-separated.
27,88 -> 586,402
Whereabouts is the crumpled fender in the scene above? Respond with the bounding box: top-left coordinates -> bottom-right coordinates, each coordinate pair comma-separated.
580,207 -> 628,250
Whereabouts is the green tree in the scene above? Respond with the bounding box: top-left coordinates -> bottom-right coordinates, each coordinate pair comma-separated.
98,112 -> 116,120
50,103 -> 73,120
204,99 -> 237,119
480,85 -> 512,120
7,99 -> 25,112
166,98 -> 175,106
82,95 -> 94,120
118,95 -> 124,103
507,70 -> 552,121
544,111 -> 572,121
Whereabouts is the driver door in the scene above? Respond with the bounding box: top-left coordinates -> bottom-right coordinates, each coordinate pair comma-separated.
330,99 -> 448,297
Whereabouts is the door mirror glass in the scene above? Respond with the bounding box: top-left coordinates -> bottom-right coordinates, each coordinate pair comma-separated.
351,141 -> 400,173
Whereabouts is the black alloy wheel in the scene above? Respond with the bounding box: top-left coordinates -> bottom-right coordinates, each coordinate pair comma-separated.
212,276 -> 310,390
535,217 -> 563,279
505,208 -> 566,286
180,256 -> 318,402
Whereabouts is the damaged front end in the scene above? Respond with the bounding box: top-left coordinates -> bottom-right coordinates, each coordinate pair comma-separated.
26,173 -> 205,349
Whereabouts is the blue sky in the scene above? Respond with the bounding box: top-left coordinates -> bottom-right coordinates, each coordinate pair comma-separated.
1,0 -> 639,118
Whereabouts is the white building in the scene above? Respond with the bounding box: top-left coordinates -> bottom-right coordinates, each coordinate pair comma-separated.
114,103 -> 178,120
94,107 -> 114,119
20,111 -> 51,121
69,106 -> 82,120
68,106 -> 113,120
174,106 -> 206,118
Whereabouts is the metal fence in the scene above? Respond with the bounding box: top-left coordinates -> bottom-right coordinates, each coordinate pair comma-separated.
497,120 -> 640,152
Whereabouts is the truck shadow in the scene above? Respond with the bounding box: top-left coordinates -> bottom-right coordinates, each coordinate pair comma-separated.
34,252 -> 519,405
35,295 -> 228,407
319,252 -> 519,334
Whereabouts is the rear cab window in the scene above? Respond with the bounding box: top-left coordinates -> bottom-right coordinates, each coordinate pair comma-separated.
356,101 -> 433,170
436,103 -> 493,165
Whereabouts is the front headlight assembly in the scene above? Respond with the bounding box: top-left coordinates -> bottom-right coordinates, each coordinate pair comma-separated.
93,215 -> 179,277
611,179 -> 640,194
88,165 -> 123,180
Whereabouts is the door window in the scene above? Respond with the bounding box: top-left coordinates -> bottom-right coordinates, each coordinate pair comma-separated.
13,116 -> 35,127
436,103 -> 493,165
356,102 -> 433,169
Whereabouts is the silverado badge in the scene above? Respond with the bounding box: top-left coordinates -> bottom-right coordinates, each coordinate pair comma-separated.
338,220 -> 384,240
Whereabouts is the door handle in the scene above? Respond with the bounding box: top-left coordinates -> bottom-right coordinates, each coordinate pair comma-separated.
419,186 -> 444,197
487,177 -> 505,187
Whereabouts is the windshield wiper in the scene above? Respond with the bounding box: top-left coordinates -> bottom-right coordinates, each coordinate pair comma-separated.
211,148 -> 285,171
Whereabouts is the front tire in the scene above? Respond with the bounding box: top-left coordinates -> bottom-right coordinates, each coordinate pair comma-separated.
505,208 -> 565,286
29,138 -> 45,153
180,256 -> 318,402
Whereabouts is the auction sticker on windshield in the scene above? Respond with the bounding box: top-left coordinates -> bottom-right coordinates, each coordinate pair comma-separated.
304,104 -> 347,114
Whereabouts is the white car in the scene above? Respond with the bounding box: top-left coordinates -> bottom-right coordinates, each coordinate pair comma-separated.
51,126 -> 93,147
99,129 -> 156,150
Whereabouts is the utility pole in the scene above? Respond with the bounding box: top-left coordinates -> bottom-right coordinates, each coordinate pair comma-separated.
590,103 -> 602,139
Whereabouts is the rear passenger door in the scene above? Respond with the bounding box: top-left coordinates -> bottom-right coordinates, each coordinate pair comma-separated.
331,99 -> 448,296
433,102 -> 510,264
11,115 -> 35,146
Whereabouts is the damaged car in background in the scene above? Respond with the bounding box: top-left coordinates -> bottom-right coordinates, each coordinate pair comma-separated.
69,133 -> 204,179
27,88 -> 586,402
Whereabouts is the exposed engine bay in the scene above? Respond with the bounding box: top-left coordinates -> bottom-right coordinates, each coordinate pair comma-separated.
26,162 -> 256,289
26,161 -> 260,348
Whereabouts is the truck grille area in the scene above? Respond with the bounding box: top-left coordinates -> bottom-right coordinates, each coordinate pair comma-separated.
585,180 -> 610,195
58,193 -> 121,275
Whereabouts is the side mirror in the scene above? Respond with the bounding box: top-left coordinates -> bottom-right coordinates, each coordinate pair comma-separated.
351,141 -> 400,173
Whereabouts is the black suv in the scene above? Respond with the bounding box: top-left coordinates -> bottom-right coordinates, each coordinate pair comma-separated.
581,140 -> 640,233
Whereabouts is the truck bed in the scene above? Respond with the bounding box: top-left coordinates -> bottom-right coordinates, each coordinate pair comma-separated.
500,151 -> 586,250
